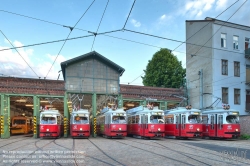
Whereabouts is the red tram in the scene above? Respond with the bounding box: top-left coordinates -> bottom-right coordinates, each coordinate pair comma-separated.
96,107 -> 127,138
127,106 -> 165,139
164,106 -> 202,139
39,109 -> 64,138
70,109 -> 90,138
202,105 -> 240,139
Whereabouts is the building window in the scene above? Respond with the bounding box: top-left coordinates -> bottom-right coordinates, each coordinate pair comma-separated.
234,61 -> 240,77
246,38 -> 250,49
222,60 -> 228,75
233,36 -> 239,49
234,89 -> 240,104
221,33 -> 226,48
222,87 -> 228,104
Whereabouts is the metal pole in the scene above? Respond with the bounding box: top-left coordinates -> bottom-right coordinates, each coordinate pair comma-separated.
92,93 -> 97,137
200,69 -> 203,109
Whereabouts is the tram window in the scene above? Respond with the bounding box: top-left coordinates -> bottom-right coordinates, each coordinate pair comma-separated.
202,116 -> 208,124
48,117 -> 56,124
135,115 -> 140,123
218,115 -> 223,129
145,115 -> 148,124
132,116 -> 135,123
128,117 -> 132,124
226,115 -> 239,124
13,119 -> 26,125
165,115 -> 174,124
188,115 -> 201,123
74,116 -> 88,124
211,116 -> 214,129
176,116 -> 179,124
112,116 -> 126,124
150,115 -> 164,124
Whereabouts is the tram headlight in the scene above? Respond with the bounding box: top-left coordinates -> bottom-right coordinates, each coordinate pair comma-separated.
80,128 -> 82,131
46,129 -> 49,131
119,128 -> 121,131
158,128 -> 161,131
197,128 -> 200,131
236,129 -> 238,132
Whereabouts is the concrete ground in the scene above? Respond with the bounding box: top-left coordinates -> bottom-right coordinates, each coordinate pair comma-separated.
0,135 -> 250,166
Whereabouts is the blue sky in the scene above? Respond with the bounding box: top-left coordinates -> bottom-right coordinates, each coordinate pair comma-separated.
0,0 -> 249,85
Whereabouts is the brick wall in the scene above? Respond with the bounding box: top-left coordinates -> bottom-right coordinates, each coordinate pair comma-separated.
240,115 -> 250,135
0,77 -> 65,96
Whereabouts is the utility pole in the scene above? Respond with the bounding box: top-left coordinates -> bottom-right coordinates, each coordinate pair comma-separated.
199,69 -> 203,109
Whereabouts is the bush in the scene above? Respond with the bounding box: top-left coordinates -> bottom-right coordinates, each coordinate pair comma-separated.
240,134 -> 250,140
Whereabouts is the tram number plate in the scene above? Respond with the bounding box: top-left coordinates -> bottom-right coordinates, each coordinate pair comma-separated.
46,134 -> 51,136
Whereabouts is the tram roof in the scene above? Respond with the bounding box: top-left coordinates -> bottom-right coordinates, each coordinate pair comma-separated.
164,107 -> 201,114
99,108 -> 126,115
60,51 -> 125,79
126,106 -> 164,115
40,110 -> 61,115
72,109 -> 89,114
202,107 -> 239,114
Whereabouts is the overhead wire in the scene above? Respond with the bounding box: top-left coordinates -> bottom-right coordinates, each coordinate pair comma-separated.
0,1 -> 247,87
186,0 -> 248,88
171,0 -> 240,53
128,73 -> 144,85
120,0 -> 244,88
190,0 -> 247,58
0,30 -> 39,78
123,0 -> 137,29
90,0 -> 109,51
0,9 -> 89,32
0,34 -> 94,52
45,0 -> 96,78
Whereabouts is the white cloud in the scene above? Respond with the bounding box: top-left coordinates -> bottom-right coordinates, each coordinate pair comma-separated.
131,19 -> 141,27
0,40 -> 65,79
47,54 -> 66,64
215,0 -> 228,11
160,14 -> 166,20
180,0 -> 216,18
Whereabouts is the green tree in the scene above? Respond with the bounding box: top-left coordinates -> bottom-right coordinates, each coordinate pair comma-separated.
142,48 -> 186,88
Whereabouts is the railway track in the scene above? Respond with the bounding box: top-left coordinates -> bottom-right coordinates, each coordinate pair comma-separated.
10,139 -> 60,166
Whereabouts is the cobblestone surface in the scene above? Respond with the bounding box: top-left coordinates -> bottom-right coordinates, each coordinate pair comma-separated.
0,135 -> 250,166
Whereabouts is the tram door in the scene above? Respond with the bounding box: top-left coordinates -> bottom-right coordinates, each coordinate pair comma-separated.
180,114 -> 186,136
217,114 -> 224,136
175,114 -> 180,136
141,114 -> 147,136
209,114 -> 216,137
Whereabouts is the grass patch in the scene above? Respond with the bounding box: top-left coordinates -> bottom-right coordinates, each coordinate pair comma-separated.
240,134 -> 250,140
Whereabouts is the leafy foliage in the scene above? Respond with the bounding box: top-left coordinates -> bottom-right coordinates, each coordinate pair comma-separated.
142,48 -> 186,88
240,134 -> 250,140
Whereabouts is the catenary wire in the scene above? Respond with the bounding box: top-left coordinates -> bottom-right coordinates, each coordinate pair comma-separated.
185,0 -> 248,88
178,0 -> 245,71
91,0 -> 109,51
0,9 -> 89,32
45,0 -> 96,78
0,1 -> 246,85
171,0 -> 240,53
0,30 -> 39,78
123,0 -> 137,29
191,0 -> 247,57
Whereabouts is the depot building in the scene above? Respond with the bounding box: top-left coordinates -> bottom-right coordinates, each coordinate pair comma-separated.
0,51 -> 184,139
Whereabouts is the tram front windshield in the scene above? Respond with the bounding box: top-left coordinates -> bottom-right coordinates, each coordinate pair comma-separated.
112,116 -> 126,124
40,116 -> 57,124
74,116 -> 89,124
150,115 -> 164,124
226,115 -> 239,124
188,115 -> 201,123
13,119 -> 26,125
